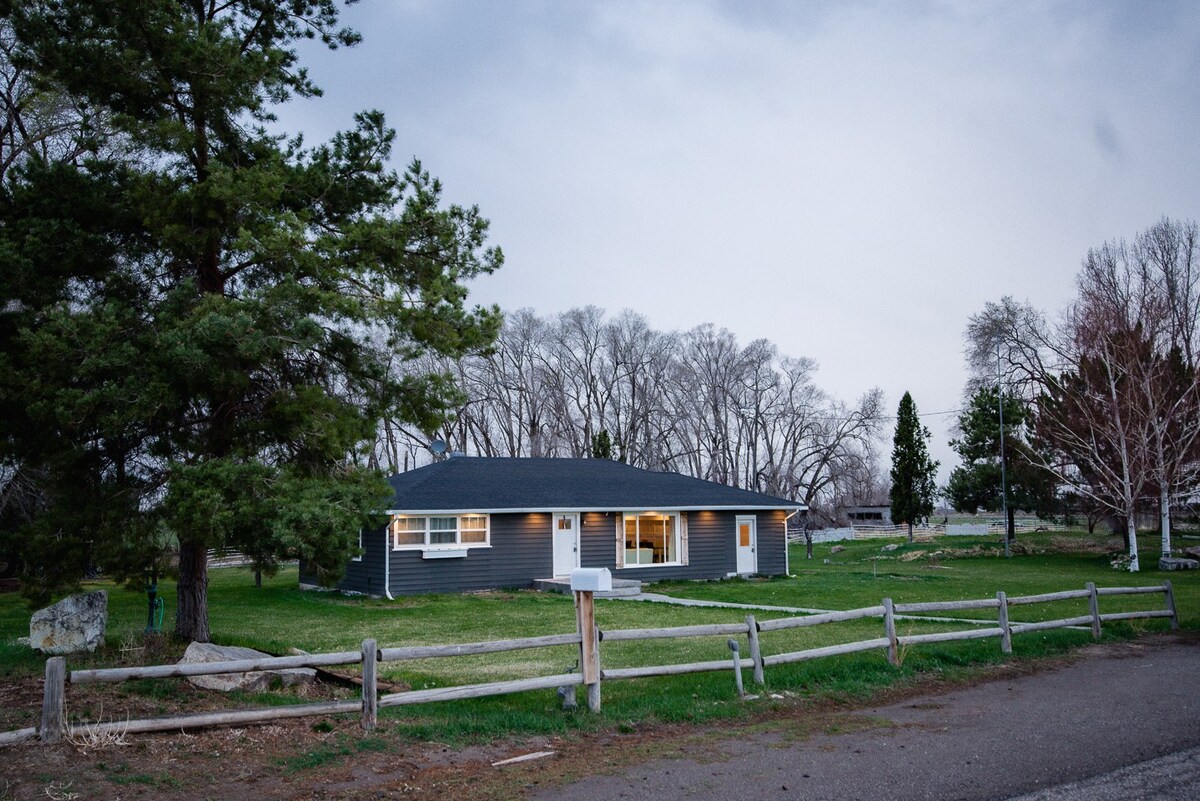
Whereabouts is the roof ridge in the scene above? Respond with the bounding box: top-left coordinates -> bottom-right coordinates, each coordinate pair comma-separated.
383,456 -> 803,511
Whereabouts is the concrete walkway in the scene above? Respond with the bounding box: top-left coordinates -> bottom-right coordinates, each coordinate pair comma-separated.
623,591 -> 832,615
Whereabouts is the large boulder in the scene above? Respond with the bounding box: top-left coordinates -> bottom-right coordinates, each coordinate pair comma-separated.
1159,556 -> 1199,571
29,591 -> 107,655
179,642 -> 317,692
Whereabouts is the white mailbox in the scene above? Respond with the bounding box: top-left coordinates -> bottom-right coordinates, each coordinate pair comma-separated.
570,567 -> 612,593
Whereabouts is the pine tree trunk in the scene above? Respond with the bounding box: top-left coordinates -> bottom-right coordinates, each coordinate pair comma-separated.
1006,506 -> 1016,542
176,539 -> 211,642
907,521 -> 913,543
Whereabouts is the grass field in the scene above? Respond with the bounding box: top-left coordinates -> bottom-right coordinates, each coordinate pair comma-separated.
0,529 -> 1194,742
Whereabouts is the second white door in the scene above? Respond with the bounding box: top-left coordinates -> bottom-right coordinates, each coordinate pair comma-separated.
735,515 -> 757,574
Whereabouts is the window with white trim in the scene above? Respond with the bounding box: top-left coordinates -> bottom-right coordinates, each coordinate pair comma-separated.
623,512 -> 681,566
390,515 -> 490,549
351,529 -> 364,561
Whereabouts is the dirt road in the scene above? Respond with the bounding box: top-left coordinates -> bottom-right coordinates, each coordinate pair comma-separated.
532,633 -> 1200,801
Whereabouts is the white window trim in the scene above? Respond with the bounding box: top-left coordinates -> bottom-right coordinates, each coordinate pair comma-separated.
351,528 -> 364,562
390,514 -> 491,551
619,511 -> 684,568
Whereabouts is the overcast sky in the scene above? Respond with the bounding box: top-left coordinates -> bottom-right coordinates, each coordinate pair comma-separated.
275,0 -> 1200,481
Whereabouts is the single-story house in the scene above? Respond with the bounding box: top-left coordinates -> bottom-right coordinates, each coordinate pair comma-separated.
301,456 -> 805,597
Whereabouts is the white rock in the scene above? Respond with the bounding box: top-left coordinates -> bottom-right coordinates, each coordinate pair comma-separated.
30,591 -> 107,654
179,642 -> 316,692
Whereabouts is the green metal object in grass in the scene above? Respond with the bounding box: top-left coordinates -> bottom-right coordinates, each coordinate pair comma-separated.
145,581 -> 165,634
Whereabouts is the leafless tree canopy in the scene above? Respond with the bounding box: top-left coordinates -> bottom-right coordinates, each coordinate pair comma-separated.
963,218 -> 1200,570
372,306 -> 885,518
0,20 -> 108,181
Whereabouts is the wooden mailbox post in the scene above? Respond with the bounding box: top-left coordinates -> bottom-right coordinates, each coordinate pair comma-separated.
571,568 -> 609,713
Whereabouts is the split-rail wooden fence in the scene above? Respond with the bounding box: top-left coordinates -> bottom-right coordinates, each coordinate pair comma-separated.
2,580 -> 1179,746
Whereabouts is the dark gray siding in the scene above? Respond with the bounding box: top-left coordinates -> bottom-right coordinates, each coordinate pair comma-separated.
305,507 -> 790,597
299,525 -> 388,596
386,513 -> 552,595
756,509 -> 788,576
580,509 -> 789,581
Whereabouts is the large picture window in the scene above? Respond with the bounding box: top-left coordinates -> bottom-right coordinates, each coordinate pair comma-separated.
623,512 -> 680,566
390,515 -> 490,549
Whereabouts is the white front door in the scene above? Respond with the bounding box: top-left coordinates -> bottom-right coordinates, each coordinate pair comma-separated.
735,515 -> 757,574
552,513 -> 580,577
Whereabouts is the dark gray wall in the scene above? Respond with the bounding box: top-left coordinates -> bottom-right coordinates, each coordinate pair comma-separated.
305,507 -> 789,597
299,525 -> 388,596
580,509 -> 788,581
383,512 -> 552,595
756,509 -> 788,576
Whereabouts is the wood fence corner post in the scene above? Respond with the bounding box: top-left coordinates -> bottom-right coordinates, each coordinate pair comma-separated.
1163,580 -> 1179,631
361,639 -> 378,732
727,639 -> 745,698
41,656 -> 65,744
996,591 -> 1012,654
575,590 -> 601,712
745,615 -> 764,685
1086,582 -> 1102,639
883,598 -> 899,667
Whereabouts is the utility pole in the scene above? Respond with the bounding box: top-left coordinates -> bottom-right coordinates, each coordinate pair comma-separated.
998,342 -> 1010,559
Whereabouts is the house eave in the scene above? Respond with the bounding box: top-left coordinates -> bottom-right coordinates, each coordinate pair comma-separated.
385,504 -> 807,516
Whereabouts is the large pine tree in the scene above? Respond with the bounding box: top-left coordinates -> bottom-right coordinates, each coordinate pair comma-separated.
0,1 -> 501,640
889,392 -> 938,542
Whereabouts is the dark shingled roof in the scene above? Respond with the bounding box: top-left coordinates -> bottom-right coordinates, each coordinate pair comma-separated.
385,457 -> 804,512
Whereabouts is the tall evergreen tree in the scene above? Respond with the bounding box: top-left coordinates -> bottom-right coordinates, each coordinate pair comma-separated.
946,388 -> 1057,540
889,392 -> 938,542
0,1 -> 501,640
590,430 -> 614,460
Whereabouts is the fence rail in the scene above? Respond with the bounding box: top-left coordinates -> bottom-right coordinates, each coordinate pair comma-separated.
5,580 -> 1179,746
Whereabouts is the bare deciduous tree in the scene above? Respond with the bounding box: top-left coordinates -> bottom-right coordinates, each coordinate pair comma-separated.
371,307 -> 887,515
963,218 -> 1200,570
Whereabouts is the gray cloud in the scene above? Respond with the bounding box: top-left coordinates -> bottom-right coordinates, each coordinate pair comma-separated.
275,0 -> 1200,482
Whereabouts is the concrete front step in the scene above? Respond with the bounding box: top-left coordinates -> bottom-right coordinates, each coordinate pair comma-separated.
533,577 -> 642,598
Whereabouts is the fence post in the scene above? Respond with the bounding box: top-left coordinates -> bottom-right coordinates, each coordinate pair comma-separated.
575,590 -> 601,712
883,598 -> 899,667
1163,580 -> 1179,631
727,639 -> 745,698
996,591 -> 1011,654
41,657 -> 65,744
361,639 -> 378,732
745,615 -> 764,685
1086,582 -> 1102,639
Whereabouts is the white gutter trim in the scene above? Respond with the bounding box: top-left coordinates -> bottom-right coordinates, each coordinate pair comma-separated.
783,509 -> 802,576
382,528 -> 394,600
384,505 -> 807,515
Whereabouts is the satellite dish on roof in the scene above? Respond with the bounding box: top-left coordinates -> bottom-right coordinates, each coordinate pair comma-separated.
428,439 -> 447,455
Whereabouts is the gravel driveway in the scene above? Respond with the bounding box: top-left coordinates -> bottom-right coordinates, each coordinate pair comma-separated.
532,633 -> 1200,801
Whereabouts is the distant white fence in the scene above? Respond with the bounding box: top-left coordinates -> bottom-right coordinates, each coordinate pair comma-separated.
207,549 -> 252,568
794,521 -> 1064,543
792,525 -> 859,544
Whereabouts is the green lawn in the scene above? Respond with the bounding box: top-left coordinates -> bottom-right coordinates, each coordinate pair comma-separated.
0,529 -> 1193,742
653,530 -> 1198,624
